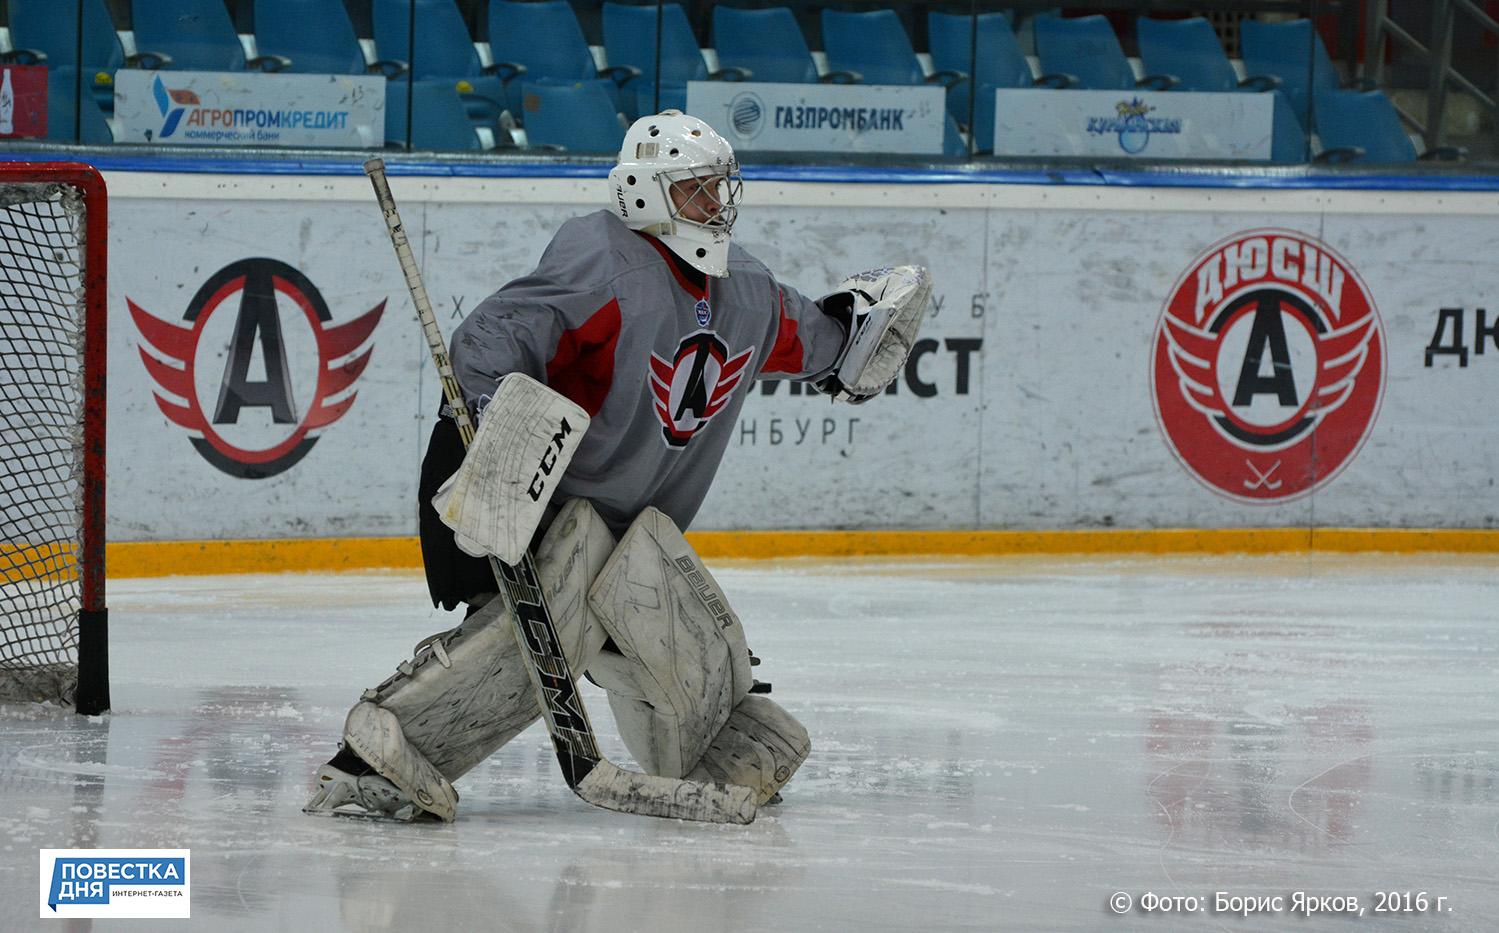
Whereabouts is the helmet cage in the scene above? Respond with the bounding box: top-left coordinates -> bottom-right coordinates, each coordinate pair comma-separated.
661,163 -> 742,237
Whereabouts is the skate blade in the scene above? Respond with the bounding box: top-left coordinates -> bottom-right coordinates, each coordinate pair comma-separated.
301,801 -> 433,823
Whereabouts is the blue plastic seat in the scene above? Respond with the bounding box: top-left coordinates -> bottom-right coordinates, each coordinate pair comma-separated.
385,78 -> 487,150
820,9 -> 968,156
6,0 -> 123,113
255,0 -> 368,75
603,2 -> 736,119
521,79 -> 625,152
1241,19 -> 1340,130
821,9 -> 926,86
1013,8 -> 1059,56
488,1 -> 629,119
1136,16 -> 1241,92
44,70 -> 114,144
1269,91 -> 1309,163
712,7 -> 819,84
1313,88 -> 1415,163
373,0 -> 506,116
131,0 -> 287,72
1035,15 -> 1153,90
928,11 -> 1036,152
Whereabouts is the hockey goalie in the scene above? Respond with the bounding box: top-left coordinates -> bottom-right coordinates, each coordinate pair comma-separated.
305,111 -> 932,822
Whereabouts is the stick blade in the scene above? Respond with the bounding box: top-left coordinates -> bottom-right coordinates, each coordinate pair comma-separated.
575,760 -> 757,825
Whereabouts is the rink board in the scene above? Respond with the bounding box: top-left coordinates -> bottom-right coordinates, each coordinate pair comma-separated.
98,171 -> 1499,542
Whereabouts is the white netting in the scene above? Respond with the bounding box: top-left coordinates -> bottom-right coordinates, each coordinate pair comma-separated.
0,180 -> 88,705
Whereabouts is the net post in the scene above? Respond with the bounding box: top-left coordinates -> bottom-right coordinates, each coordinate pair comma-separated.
76,164 -> 109,716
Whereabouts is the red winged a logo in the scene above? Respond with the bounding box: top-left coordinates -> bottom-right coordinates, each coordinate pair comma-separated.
1162,300 -> 1377,450
1151,230 -> 1385,502
130,258 -> 385,479
649,330 -> 754,447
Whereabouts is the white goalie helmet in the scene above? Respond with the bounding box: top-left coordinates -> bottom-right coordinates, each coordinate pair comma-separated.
608,110 -> 742,277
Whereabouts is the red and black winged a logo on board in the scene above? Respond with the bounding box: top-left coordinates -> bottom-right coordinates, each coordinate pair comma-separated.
130,258 -> 384,479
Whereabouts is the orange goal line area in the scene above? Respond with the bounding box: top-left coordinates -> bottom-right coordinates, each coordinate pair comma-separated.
86,529 -> 1499,579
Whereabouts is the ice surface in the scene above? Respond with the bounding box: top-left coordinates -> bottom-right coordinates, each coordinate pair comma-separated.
2,555 -> 1497,931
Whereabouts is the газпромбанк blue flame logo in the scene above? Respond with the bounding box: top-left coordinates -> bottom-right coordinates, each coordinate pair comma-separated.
727,93 -> 765,140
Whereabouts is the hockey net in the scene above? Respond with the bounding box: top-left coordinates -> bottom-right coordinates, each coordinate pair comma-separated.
0,163 -> 108,713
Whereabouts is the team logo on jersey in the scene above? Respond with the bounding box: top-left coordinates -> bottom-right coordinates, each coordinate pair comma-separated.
695,298 -> 712,326
649,330 -> 754,447
129,258 -> 385,479
1151,230 -> 1384,502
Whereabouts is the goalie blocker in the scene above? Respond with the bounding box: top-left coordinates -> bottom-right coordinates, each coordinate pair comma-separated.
307,378 -> 808,821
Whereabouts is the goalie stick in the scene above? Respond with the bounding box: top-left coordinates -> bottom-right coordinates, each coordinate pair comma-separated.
363,159 -> 757,825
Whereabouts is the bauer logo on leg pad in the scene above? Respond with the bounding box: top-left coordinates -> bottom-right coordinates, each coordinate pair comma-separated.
674,556 -> 735,630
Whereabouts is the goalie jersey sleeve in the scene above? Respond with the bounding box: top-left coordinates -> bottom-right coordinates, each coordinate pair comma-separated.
444,210 -> 848,540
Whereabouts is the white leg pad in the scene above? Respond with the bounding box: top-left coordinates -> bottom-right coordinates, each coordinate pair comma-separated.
685,694 -> 811,806
340,701 -> 459,821
586,508 -> 753,778
343,499 -> 614,817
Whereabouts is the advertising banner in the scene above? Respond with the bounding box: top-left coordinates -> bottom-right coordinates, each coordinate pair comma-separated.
992,89 -> 1275,160
0,65 -> 48,139
102,175 -> 1499,540
113,71 -> 384,147
687,81 -> 947,154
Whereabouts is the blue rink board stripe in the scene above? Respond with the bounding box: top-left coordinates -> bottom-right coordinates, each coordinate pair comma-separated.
3,151 -> 1498,191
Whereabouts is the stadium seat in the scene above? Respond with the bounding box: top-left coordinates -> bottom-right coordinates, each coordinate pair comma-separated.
254,0 -> 369,75
1035,14 -> 1170,90
712,7 -> 819,84
1313,88 -> 1416,163
385,78 -> 489,150
1269,91 -> 1309,163
819,9 -> 967,156
1241,19 -> 1340,130
487,0 -> 633,120
603,2 -> 745,119
821,9 -> 928,87
44,70 -> 114,144
131,0 -> 289,72
1138,17 -> 1259,93
941,113 -> 967,157
5,0 -> 123,113
520,79 -> 626,152
928,11 -> 1043,152
373,0 -> 508,133
1012,8 -> 1059,56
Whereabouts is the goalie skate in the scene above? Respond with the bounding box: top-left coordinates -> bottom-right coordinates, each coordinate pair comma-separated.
304,761 -> 429,823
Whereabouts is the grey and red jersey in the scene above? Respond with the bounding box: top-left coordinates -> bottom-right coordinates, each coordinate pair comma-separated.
450,210 -> 847,536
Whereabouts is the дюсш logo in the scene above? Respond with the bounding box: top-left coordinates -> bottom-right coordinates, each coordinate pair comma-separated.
1151,229 -> 1385,502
